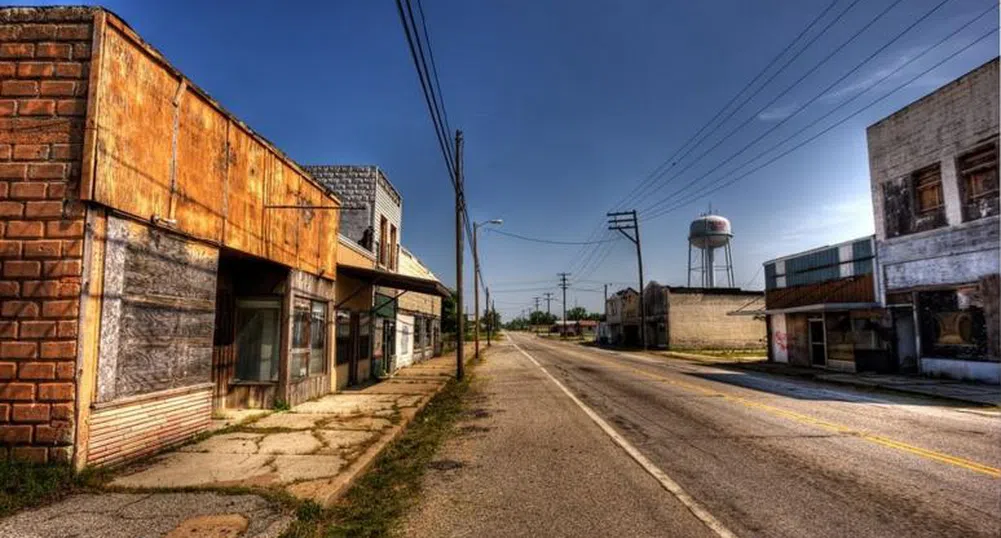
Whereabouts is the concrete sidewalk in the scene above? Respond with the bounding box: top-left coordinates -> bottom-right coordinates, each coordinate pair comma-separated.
111,346 -> 474,505
0,343 -> 481,538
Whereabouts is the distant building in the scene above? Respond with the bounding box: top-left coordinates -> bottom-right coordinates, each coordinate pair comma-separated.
605,284 -> 765,349
605,288 -> 640,345
551,320 -> 598,337
867,58 -> 999,383
762,237 -> 892,372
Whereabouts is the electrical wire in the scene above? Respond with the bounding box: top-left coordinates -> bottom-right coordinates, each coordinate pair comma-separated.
639,0 -> 966,215
485,228 -> 619,245
642,25 -> 999,222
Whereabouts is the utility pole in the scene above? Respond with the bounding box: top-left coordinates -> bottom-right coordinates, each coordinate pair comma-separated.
455,130 -> 465,379
603,283 -> 608,319
543,292 -> 553,317
485,287 -> 491,347
608,210 -> 646,350
533,296 -> 540,335
558,273 -> 570,340
473,229 -> 480,360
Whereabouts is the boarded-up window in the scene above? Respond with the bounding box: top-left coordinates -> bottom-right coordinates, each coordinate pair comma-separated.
958,141 -> 999,221
98,218 -> 218,401
913,164 -> 944,216
918,289 -> 988,361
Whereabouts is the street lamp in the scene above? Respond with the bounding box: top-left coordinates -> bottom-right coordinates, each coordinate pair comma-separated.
473,219 -> 502,357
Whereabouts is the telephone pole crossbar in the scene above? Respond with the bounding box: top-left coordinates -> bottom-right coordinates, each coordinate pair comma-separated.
558,273 -> 570,340
607,210 -> 646,350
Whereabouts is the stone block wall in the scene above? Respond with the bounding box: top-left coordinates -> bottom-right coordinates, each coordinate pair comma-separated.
305,165 -> 377,249
0,6 -> 92,463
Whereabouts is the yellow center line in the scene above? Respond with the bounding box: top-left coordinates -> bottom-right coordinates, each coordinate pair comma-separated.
533,339 -> 1001,478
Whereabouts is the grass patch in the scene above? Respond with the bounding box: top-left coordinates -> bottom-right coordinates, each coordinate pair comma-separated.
667,347 -> 767,359
0,460 -> 111,518
282,372 -> 472,538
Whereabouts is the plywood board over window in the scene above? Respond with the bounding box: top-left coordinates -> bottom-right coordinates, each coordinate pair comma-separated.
97,217 -> 218,402
958,140 -> 999,221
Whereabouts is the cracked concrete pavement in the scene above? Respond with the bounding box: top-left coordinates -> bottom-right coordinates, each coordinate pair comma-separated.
109,352 -> 461,505
0,492 -> 291,538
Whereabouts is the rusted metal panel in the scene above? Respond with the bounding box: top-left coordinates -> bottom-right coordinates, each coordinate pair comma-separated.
224,126 -> 266,257
93,24 -> 174,220
765,274 -> 875,310
89,14 -> 339,278
175,91 -> 227,242
264,156 -> 298,267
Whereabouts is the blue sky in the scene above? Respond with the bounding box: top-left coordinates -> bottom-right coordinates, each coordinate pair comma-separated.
27,0 -> 999,320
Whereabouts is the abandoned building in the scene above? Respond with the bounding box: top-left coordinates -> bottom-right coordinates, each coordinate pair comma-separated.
762,236 -> 893,372
605,287 -> 639,345
305,165 -> 446,386
604,284 -> 765,350
0,7 -> 447,469
867,58 -> 999,383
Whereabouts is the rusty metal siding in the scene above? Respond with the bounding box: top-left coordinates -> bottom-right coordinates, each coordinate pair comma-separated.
765,274 -> 876,310
87,17 -> 338,277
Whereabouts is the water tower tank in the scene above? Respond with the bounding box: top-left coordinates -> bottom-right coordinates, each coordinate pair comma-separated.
687,213 -> 735,288
688,215 -> 733,249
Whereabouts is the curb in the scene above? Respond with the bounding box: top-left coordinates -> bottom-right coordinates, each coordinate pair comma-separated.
310,342 -> 493,506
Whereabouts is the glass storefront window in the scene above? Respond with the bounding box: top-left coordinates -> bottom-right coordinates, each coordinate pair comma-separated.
234,298 -> 281,382
336,311 -> 351,365
309,302 -> 326,375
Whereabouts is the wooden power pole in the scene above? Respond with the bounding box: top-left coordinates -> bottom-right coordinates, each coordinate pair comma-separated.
455,130 -> 465,379
608,210 -> 646,350
558,273 -> 570,339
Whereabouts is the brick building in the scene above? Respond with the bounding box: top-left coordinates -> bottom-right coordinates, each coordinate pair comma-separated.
867,58 -> 999,383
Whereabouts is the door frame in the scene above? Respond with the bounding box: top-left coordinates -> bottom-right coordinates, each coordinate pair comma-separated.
808,315 -> 827,366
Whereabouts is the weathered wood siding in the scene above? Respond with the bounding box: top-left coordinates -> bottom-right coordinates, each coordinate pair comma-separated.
97,217 -> 217,401
86,386 -> 211,467
85,16 -> 338,277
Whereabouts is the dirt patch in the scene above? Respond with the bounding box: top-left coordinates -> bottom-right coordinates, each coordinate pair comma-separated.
458,425 -> 491,435
469,409 -> 491,419
427,459 -> 464,471
165,514 -> 248,538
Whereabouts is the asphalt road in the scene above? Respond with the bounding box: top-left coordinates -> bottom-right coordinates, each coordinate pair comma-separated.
405,334 -> 1001,538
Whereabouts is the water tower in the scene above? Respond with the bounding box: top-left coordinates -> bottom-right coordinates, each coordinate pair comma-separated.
688,212 -> 735,288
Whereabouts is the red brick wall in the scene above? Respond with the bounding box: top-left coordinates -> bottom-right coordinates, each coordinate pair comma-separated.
0,7 -> 92,464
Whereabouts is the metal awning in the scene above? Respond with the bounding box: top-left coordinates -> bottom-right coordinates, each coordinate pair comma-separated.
757,302 -> 882,315
337,264 -> 451,298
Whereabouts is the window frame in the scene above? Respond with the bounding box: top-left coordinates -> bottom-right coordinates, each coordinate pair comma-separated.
911,163 -> 944,217
291,298 -> 329,380
957,141 -> 999,221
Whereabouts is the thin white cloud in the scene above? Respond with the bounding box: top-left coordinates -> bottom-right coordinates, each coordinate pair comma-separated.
757,103 -> 798,122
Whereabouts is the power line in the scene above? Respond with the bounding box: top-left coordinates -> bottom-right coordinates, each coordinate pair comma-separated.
639,0 -> 962,216
484,228 -> 619,245
614,0 -> 846,211
637,0 -> 906,206
565,0 -> 853,281
642,25 -> 999,222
